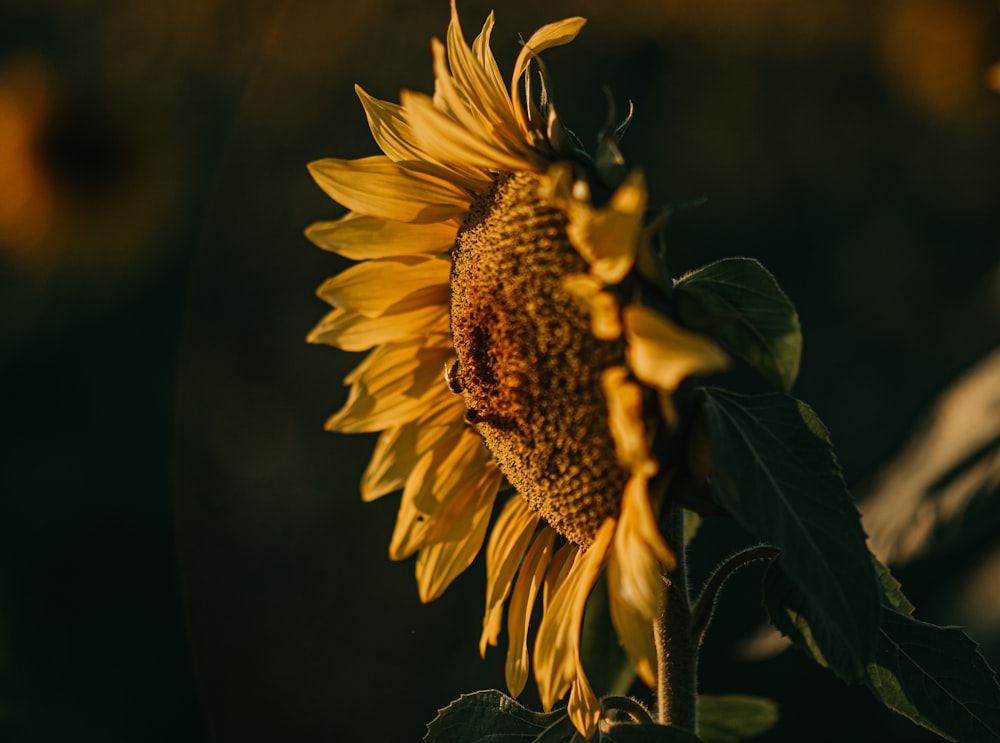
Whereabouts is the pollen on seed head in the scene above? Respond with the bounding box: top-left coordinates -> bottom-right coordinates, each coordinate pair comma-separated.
449,171 -> 629,547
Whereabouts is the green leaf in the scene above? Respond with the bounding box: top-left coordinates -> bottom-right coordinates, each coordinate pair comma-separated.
675,258 -> 801,392
866,610 -> 1000,742
424,690 -> 568,743
424,690 -> 705,743
581,576 -> 636,697
696,695 -> 779,743
871,557 -> 914,616
699,388 -> 881,682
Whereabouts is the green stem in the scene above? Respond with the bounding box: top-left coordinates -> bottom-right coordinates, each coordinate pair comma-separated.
654,500 -> 697,732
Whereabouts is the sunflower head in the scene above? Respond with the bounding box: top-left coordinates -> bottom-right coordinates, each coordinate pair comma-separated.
307,2 -> 728,736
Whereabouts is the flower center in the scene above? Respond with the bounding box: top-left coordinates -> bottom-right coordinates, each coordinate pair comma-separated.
449,171 -> 629,547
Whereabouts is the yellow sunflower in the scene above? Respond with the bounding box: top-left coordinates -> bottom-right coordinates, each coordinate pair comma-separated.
307,2 -> 728,737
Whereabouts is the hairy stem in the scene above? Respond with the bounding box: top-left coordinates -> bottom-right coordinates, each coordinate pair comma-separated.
654,500 -> 697,731
691,545 -> 780,645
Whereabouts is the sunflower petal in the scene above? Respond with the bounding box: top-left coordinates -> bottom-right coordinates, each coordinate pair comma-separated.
446,0 -> 521,139
607,554 -> 659,687
403,86 -> 534,174
361,393 -> 465,501
505,526 -> 556,697
328,339 -> 452,433
614,471 -> 675,616
316,256 -> 450,317
623,304 -> 729,392
306,213 -> 458,260
308,156 -> 470,223
480,497 -> 540,655
567,170 -> 647,284
600,366 -> 651,470
534,520 -> 613,714
355,84 -> 492,191
415,462 -> 503,602
308,304 -> 449,351
568,665 -> 601,739
511,17 -> 587,135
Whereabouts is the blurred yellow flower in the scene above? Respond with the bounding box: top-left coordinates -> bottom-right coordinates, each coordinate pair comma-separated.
307,2 -> 726,736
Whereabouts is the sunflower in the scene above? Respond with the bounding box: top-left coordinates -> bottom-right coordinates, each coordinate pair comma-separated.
307,2 -> 728,737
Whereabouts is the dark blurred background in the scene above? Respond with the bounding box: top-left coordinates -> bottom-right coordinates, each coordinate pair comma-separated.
1,0 -> 998,741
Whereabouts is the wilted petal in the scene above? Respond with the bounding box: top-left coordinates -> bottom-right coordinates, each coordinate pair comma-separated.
623,304 -> 729,392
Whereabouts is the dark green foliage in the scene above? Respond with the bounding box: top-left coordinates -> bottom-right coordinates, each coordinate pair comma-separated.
675,258 -> 801,392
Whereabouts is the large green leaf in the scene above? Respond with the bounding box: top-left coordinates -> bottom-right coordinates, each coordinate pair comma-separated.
675,258 -> 801,391
764,564 -> 1000,741
867,610 -> 1000,742
424,691 -> 705,743
424,690 -> 567,743
698,388 -> 880,681
696,695 -> 778,743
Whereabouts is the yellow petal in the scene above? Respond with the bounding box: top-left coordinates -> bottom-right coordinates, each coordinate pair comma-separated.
543,541 -> 577,614
511,16 -> 587,136
361,393 -> 465,501
327,339 -> 452,433
505,526 -> 556,698
308,156 -> 470,223
308,304 -> 449,351
446,0 -> 522,142
480,497 -> 540,655
600,366 -> 651,470
403,85 -> 533,174
306,213 -> 457,260
568,665 -> 601,739
389,428 -> 492,562
470,11 -> 507,110
415,461 -> 502,602
566,171 -> 646,285
614,471 -> 675,616
607,556 -> 659,687
388,426 -> 481,560
623,304 -> 729,392
354,85 -> 492,192
534,519 -> 613,712
316,255 -> 450,318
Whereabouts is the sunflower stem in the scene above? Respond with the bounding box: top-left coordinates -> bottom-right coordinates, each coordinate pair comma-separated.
654,500 -> 697,732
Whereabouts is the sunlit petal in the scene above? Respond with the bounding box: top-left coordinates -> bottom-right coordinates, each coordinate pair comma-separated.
308,156 -> 471,223
316,256 -> 450,317
306,213 -> 458,260
480,497 -> 540,655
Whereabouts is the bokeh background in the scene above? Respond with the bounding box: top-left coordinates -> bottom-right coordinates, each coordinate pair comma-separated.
2,0 -> 999,741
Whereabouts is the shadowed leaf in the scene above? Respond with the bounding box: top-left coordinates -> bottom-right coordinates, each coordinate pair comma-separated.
675,258 -> 801,391
699,388 -> 881,682
696,695 -> 778,743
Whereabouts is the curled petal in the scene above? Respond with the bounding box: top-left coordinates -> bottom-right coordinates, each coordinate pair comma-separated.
623,304 -> 729,392
601,366 -> 651,469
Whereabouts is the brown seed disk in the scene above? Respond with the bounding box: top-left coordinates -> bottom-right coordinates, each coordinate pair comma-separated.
449,171 -> 629,547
